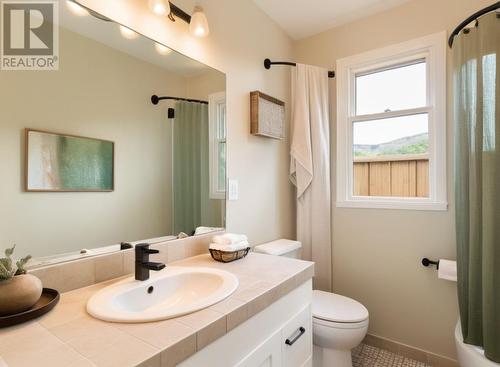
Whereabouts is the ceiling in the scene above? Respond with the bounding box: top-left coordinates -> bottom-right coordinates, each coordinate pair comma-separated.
252,0 -> 412,40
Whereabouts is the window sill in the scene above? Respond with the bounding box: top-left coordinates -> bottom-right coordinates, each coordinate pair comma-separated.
336,198 -> 448,211
210,192 -> 226,200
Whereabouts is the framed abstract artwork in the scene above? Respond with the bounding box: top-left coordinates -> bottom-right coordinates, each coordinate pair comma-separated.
25,129 -> 114,192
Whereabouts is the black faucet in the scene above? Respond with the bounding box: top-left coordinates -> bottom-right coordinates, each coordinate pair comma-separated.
135,243 -> 166,281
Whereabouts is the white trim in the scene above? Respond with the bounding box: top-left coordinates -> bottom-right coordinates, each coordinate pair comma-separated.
351,106 -> 430,123
336,31 -> 447,211
208,91 -> 227,200
337,197 -> 448,211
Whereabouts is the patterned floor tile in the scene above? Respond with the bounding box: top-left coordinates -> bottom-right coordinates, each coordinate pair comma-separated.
352,344 -> 431,367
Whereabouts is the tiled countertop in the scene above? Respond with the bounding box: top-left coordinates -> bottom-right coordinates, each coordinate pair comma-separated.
0,253 -> 314,367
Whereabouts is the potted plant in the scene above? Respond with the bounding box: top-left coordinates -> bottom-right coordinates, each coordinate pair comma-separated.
0,245 -> 42,316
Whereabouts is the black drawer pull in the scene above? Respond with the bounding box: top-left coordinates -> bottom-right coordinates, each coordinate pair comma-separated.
285,327 -> 306,346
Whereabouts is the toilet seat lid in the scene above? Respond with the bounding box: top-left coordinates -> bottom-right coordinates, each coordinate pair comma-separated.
312,290 -> 369,323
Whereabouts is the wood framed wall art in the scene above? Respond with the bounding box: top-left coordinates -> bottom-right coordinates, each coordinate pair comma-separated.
250,91 -> 285,139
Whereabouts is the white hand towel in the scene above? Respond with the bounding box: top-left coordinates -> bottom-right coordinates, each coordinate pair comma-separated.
209,240 -> 249,252
438,259 -> 457,282
212,233 -> 248,246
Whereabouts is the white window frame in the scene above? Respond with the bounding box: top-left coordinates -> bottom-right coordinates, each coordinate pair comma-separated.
208,91 -> 226,200
336,32 -> 447,211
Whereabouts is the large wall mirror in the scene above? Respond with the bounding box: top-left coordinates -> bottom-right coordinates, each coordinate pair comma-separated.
0,2 -> 226,266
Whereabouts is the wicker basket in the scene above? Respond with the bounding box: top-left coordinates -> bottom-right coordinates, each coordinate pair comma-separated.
209,247 -> 251,263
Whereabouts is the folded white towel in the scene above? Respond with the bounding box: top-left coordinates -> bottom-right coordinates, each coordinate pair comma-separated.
209,240 -> 249,252
212,233 -> 248,246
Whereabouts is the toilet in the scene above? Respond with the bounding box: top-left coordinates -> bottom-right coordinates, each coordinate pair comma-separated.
312,290 -> 369,367
254,239 -> 369,367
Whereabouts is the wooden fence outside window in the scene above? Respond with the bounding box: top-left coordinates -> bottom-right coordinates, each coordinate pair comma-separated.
353,154 -> 429,197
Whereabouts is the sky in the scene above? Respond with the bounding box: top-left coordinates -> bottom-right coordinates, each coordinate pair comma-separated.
353,61 -> 428,145
353,114 -> 428,145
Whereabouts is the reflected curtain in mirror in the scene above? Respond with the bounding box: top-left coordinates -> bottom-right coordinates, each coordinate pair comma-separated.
454,12 -> 499,363
173,101 -> 210,235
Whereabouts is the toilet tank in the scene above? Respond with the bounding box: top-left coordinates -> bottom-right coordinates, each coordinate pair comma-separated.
253,239 -> 302,259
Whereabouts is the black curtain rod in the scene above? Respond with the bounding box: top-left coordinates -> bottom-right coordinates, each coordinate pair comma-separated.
448,1 -> 500,47
151,95 -> 208,105
264,58 -> 335,78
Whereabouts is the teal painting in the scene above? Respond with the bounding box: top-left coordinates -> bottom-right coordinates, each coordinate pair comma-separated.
26,129 -> 114,191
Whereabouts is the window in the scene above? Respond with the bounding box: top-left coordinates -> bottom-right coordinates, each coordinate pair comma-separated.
208,92 -> 226,199
336,32 -> 447,210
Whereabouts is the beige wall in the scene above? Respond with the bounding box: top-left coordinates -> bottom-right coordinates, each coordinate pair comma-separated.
293,0 -> 493,359
186,70 -> 226,101
77,0 -> 296,245
0,27 -> 188,257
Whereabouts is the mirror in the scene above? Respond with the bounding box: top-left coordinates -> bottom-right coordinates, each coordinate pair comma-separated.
0,2 -> 226,266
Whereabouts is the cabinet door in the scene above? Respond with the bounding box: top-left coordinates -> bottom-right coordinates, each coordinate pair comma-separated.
281,305 -> 312,367
235,331 -> 282,367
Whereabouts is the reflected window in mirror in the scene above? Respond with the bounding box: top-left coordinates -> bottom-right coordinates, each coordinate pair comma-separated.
209,92 -> 227,200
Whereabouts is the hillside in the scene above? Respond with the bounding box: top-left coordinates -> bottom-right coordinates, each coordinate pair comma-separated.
354,133 -> 428,157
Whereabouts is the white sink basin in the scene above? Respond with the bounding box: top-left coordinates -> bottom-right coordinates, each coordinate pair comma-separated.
87,266 -> 239,323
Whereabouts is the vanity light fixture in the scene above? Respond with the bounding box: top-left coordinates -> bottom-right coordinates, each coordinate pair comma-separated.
189,6 -> 210,38
149,2 -> 210,38
149,0 -> 171,16
155,43 -> 172,55
66,0 -> 89,16
119,25 -> 139,40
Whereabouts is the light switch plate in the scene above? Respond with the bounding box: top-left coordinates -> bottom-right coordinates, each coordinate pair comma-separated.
228,179 -> 238,201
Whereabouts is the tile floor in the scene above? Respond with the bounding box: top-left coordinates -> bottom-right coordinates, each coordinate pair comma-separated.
352,343 -> 432,367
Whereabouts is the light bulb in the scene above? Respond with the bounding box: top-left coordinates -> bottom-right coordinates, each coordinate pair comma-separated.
189,6 -> 209,38
66,0 -> 88,16
119,25 -> 138,40
155,43 -> 172,55
149,0 -> 171,16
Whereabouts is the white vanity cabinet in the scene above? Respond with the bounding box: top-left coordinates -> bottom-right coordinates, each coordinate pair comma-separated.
235,331 -> 283,367
178,280 -> 312,367
236,305 -> 312,367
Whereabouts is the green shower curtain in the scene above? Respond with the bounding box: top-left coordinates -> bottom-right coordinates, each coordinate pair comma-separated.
173,101 -> 209,235
454,12 -> 499,362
